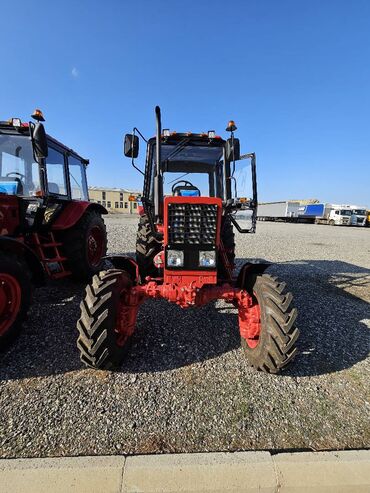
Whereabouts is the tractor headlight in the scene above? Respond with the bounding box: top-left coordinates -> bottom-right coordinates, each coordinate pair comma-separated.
167,250 -> 184,267
199,251 -> 216,268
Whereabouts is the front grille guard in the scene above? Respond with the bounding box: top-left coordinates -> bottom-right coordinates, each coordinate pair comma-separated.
167,203 -> 218,245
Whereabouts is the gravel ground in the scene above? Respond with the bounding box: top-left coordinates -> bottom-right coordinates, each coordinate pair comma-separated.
0,215 -> 369,458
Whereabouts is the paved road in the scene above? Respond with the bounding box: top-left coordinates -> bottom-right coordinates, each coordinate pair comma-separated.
0,216 -> 369,458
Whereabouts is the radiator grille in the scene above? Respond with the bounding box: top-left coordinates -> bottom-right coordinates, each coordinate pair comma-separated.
167,203 -> 218,245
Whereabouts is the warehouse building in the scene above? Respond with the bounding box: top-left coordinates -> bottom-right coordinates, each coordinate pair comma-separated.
89,187 -> 141,213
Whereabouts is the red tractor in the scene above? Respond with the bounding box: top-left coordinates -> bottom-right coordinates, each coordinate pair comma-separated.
77,107 -> 299,374
0,110 -> 107,349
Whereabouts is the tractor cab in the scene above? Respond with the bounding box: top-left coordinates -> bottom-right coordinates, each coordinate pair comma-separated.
0,111 -> 91,234
124,116 -> 257,235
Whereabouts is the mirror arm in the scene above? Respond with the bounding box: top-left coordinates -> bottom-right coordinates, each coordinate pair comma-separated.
133,127 -> 148,143
131,128 -> 145,176
131,158 -> 145,176
29,122 -> 37,162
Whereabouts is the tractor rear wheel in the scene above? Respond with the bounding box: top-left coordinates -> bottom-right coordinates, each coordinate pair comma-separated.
218,215 -> 235,279
63,209 -> 107,280
77,269 -> 137,369
136,214 -> 161,283
240,273 -> 299,374
0,252 -> 31,350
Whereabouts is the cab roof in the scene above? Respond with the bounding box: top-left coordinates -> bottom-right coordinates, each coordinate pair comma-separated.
0,121 -> 88,164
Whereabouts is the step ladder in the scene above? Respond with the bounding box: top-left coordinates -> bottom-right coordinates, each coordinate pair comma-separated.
31,232 -> 71,279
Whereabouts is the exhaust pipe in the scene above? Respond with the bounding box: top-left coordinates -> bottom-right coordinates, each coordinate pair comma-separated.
154,106 -> 162,220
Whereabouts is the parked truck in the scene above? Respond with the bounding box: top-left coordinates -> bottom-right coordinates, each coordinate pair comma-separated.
298,203 -> 353,225
257,201 -> 301,222
349,206 -> 367,227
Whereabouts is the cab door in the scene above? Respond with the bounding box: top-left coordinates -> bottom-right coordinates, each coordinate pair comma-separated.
67,155 -> 89,202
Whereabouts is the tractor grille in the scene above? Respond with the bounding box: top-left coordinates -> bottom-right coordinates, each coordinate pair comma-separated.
167,203 -> 218,245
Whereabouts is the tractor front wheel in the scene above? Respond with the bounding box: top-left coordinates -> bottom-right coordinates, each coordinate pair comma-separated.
0,252 -> 31,350
239,273 -> 299,374
63,210 -> 107,281
77,269 -> 138,369
136,214 -> 161,283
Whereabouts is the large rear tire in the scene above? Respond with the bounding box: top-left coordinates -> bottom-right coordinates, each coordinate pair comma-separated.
136,214 -> 161,283
77,269 -> 137,369
63,210 -> 107,281
0,252 -> 32,351
240,273 -> 299,374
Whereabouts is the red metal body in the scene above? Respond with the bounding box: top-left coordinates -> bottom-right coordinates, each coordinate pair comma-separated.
0,197 -> 106,281
52,201 -> 106,230
117,277 -> 261,347
0,195 -> 19,236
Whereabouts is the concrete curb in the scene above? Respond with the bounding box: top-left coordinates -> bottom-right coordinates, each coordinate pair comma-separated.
0,450 -> 369,493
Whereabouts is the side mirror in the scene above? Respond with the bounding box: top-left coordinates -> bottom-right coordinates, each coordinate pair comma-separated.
33,122 -> 48,159
124,134 -> 139,158
226,137 -> 240,162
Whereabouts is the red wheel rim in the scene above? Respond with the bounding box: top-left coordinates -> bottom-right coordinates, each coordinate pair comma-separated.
115,289 -> 138,347
0,273 -> 21,336
245,300 -> 261,348
239,291 -> 262,349
87,226 -> 105,267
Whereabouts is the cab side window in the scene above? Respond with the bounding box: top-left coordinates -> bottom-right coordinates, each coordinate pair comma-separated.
68,156 -> 88,200
46,147 -> 67,195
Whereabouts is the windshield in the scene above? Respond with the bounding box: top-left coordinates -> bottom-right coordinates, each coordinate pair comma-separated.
352,209 -> 366,215
340,210 -> 352,216
0,134 -> 40,196
150,143 -> 224,198
160,143 -> 223,165
163,172 -> 215,196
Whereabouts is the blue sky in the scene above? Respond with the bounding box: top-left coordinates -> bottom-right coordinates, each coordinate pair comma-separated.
1,0 -> 370,205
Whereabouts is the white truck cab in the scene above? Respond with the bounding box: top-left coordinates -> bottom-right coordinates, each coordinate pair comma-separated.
349,206 -> 367,226
328,206 -> 352,225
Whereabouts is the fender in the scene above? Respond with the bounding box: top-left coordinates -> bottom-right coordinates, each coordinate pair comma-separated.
104,255 -> 139,283
236,261 -> 272,289
52,201 -> 108,231
0,237 -> 45,286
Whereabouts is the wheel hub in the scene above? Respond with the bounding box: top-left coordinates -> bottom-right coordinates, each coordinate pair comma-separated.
0,274 -> 21,336
87,226 -> 104,266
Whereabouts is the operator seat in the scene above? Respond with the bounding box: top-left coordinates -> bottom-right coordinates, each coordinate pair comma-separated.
173,185 -> 201,197
0,177 -> 23,195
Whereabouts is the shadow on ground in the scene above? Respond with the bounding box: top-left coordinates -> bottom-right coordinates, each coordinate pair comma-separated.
0,258 -> 369,380
269,259 -> 370,377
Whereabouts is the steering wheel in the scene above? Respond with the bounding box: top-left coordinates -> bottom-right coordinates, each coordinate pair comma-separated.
171,180 -> 200,195
6,171 -> 25,180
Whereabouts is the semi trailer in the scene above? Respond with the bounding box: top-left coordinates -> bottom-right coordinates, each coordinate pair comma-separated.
298,203 -> 365,226
257,201 -> 301,221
